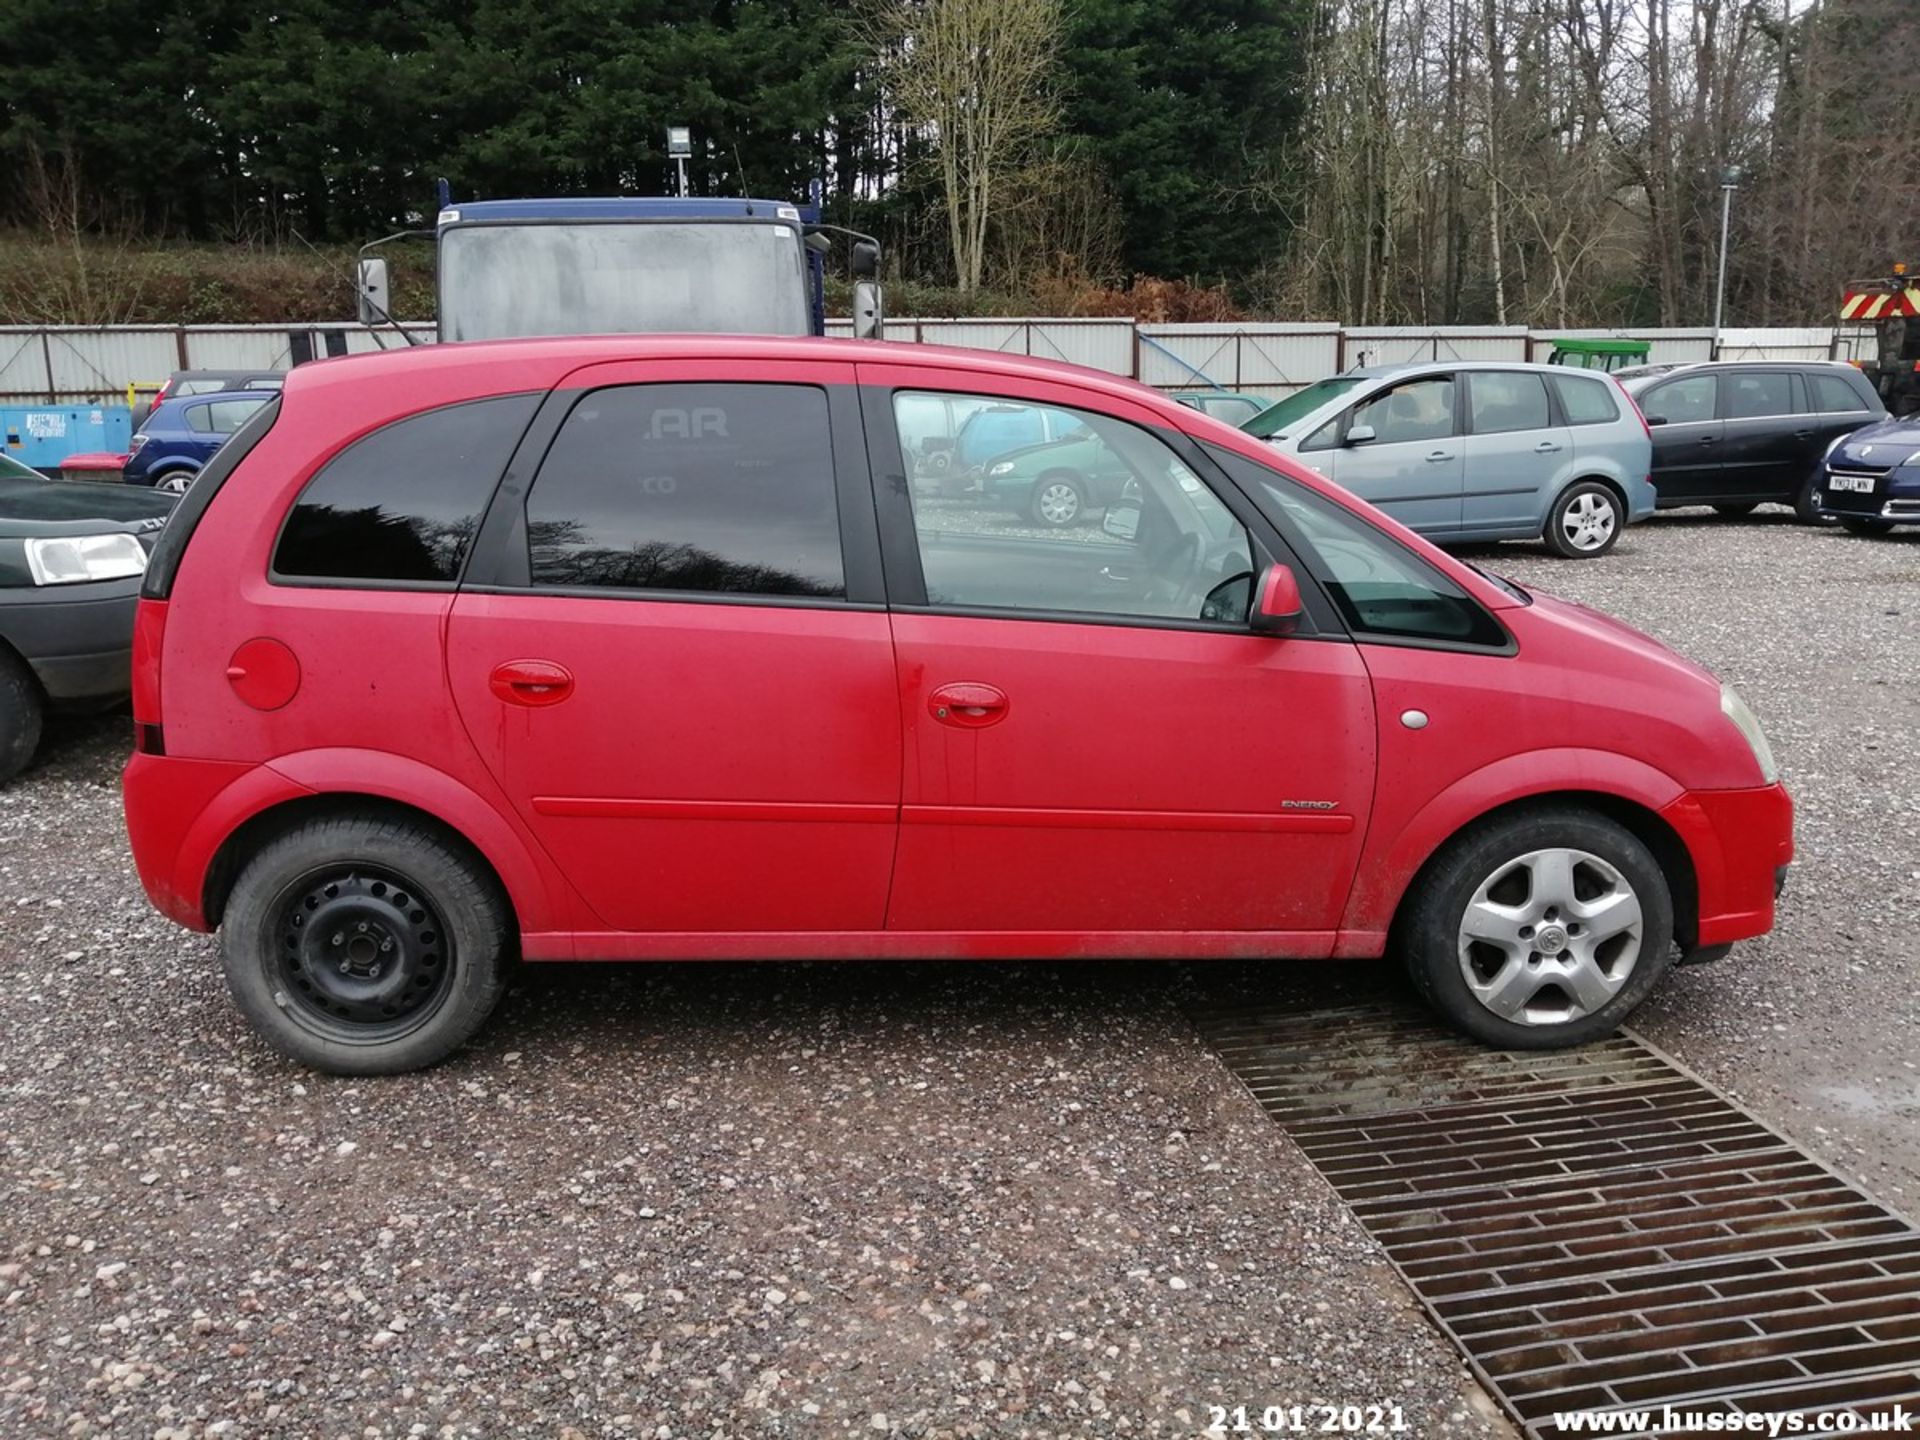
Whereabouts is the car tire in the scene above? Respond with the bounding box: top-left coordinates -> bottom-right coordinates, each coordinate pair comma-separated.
1792,475 -> 1833,525
1398,805 -> 1675,1050
152,470 -> 195,495
1543,481 -> 1622,558
1028,472 -> 1087,528
1712,501 -> 1758,517
220,813 -> 513,1075
1840,517 -> 1895,537
0,648 -> 45,787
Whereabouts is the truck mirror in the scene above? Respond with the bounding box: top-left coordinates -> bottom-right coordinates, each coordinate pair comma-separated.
853,280 -> 884,341
852,239 -> 881,279
356,257 -> 392,327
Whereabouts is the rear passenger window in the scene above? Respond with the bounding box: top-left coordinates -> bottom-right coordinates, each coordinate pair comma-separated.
273,393 -> 537,585
204,397 -> 272,434
1809,373 -> 1867,414
1468,372 -> 1550,434
1547,374 -> 1620,425
1725,373 -> 1793,419
525,383 -> 845,600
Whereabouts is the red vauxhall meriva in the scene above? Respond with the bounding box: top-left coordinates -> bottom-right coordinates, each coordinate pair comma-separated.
122,337 -> 1792,1074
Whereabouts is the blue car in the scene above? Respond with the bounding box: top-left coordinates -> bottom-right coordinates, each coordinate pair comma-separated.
1815,415 -> 1920,534
123,392 -> 277,493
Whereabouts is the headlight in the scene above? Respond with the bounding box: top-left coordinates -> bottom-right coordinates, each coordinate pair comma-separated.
24,533 -> 148,586
1903,449 -> 1920,469
988,461 -> 1015,476
1720,685 -> 1779,785
1822,435 -> 1845,460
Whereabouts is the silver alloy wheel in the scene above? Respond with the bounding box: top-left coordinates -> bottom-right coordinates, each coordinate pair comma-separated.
1036,480 -> 1081,525
156,472 -> 193,494
1559,490 -> 1617,551
1455,847 -> 1644,1026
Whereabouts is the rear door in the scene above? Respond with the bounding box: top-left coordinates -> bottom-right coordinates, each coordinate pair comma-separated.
1717,369 -> 1802,500
446,359 -> 902,935
1326,373 -> 1465,534
1458,370 -> 1570,533
1638,372 -> 1721,503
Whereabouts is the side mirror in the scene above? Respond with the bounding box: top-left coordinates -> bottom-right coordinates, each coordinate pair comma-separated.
1250,563 -> 1305,636
851,238 -> 881,278
356,257 -> 391,326
852,280 -> 884,341
1102,503 -> 1141,543
1344,423 -> 1377,446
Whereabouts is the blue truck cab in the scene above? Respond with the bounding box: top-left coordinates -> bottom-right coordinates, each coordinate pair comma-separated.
358,189 -> 879,344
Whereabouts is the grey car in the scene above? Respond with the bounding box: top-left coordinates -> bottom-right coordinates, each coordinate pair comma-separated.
1241,362 -> 1656,558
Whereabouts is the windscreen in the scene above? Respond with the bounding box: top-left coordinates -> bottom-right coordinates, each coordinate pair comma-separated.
1243,377 -> 1363,438
439,221 -> 812,341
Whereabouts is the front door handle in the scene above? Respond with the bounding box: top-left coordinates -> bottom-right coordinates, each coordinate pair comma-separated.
1793,429 -> 1815,439
929,682 -> 1009,729
489,659 -> 575,707
1425,450 -> 1455,463
1534,441 -> 1562,453
1698,435 -> 1719,446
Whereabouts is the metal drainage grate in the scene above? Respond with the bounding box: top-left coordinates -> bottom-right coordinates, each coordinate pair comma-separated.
1192,1000 -> 1920,1437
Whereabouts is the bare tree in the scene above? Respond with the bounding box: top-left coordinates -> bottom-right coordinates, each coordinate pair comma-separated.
866,0 -> 1063,293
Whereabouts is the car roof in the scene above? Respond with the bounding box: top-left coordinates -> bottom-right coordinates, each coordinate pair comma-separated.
449,198 -> 801,223
168,369 -> 282,383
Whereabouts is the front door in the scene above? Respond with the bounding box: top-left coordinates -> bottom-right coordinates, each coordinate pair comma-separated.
1328,373 -> 1465,534
447,360 -> 901,934
859,367 -> 1376,945
1640,372 -> 1723,504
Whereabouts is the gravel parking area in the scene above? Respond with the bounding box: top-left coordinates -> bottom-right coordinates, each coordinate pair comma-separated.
2,508 -> 1914,1438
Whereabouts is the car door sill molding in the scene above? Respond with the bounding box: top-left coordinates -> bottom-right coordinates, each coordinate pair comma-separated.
531,796 -> 897,824
519,930 -> 1343,961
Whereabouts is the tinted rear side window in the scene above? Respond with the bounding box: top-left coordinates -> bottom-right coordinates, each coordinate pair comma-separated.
1725,373 -> 1794,418
1548,374 -> 1621,425
524,383 -> 845,600
1809,373 -> 1868,414
273,393 -> 538,585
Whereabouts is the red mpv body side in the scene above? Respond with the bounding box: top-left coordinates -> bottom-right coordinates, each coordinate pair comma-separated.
124,336 -> 1791,986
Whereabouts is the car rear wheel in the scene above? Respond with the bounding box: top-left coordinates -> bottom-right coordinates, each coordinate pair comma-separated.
221,814 -> 512,1074
1028,472 -> 1086,528
1712,501 -> 1758,517
153,471 -> 195,495
0,648 -> 44,787
1840,516 -> 1894,537
1543,482 -> 1622,558
1399,806 -> 1674,1049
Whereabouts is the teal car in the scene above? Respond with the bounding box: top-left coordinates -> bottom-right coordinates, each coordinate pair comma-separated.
980,426 -> 1138,528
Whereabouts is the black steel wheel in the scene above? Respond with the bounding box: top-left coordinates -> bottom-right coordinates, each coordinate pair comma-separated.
221,814 -> 511,1074
0,647 -> 43,787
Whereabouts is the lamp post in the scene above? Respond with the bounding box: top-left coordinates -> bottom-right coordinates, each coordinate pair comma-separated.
667,126 -> 692,198
1711,165 -> 1743,358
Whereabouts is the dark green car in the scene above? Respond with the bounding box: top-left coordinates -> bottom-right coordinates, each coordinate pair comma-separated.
979,426 -> 1139,527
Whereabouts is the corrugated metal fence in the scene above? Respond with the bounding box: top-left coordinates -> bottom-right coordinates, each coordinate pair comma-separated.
0,321 -> 1883,404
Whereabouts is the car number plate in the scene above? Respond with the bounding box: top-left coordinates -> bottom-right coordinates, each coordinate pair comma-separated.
1829,472 -> 1878,494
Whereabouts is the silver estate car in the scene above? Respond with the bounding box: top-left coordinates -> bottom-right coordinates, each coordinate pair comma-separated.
1242,362 -> 1656,558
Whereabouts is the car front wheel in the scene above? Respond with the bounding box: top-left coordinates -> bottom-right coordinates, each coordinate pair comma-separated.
1399,806 -> 1675,1049
1543,482 -> 1622,558
1028,473 -> 1086,528
0,648 -> 44,786
220,814 -> 512,1074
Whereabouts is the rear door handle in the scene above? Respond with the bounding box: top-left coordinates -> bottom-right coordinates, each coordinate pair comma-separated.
1698,436 -> 1719,446
1425,450 -> 1454,463
929,682 -> 1008,729
1793,429 -> 1815,439
489,659 -> 575,707
1534,441 -> 1563,453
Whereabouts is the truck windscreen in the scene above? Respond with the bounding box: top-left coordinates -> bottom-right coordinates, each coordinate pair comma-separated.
439,221 -> 812,341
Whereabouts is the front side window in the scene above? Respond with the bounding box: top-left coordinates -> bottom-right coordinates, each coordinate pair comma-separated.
274,393 -> 538,584
526,383 -> 845,600
1351,376 -> 1455,445
1468,372 -> 1551,434
1644,374 -> 1716,425
1725,373 -> 1794,419
1548,374 -> 1621,425
894,392 -> 1255,626
1207,445 -> 1509,648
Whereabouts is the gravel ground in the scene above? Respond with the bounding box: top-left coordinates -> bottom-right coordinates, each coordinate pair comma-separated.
1,506 -> 1914,1438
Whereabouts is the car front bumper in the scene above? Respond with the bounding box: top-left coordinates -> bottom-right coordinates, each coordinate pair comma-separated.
1659,782 -> 1795,952
0,575 -> 141,708
1814,466 -> 1920,523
